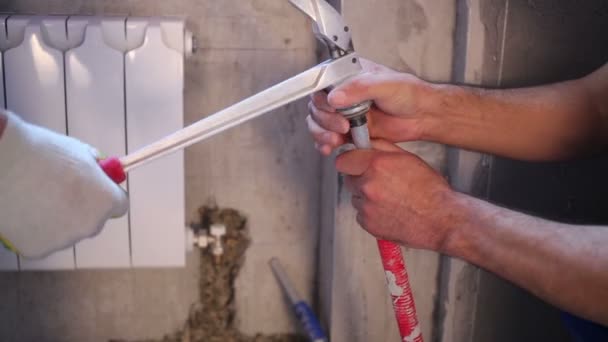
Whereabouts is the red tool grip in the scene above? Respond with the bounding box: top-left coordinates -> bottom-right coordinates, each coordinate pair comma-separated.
99,157 -> 126,184
378,239 -> 423,341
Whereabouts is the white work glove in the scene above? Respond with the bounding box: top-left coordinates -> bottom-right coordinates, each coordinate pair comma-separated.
0,111 -> 128,259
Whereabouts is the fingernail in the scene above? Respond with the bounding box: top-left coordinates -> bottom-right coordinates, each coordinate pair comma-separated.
340,120 -> 350,134
321,145 -> 332,156
321,132 -> 333,144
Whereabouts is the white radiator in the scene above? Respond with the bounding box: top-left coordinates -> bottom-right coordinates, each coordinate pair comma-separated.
0,15 -> 193,270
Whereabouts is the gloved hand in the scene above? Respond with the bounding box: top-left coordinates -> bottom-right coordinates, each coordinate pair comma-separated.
0,111 -> 128,259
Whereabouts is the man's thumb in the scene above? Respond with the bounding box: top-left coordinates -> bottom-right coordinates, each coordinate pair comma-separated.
327,72 -> 397,108
335,149 -> 376,176
328,74 -> 372,109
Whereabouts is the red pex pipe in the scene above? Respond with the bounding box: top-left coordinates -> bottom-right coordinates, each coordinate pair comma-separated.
349,123 -> 423,342
378,239 -> 423,342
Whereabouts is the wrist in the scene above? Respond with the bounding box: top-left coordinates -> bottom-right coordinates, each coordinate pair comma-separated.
437,191 -> 484,258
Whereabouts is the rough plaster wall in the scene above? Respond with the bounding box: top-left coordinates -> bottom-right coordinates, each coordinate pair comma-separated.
472,1 -> 608,341
442,1 -> 608,342
345,1 -> 454,340
440,0 -> 608,342
185,24 -> 319,336
321,1 -> 454,341
0,253 -> 200,341
0,0 -> 319,340
437,1 -> 489,341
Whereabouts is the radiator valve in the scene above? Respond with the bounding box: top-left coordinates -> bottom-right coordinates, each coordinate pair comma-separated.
188,224 -> 226,263
209,224 -> 226,258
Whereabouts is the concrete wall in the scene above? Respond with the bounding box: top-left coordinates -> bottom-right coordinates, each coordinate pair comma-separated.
320,1 -> 454,341
0,0 -> 319,340
441,1 -> 608,341
1,0 -> 606,341
475,1 -> 608,341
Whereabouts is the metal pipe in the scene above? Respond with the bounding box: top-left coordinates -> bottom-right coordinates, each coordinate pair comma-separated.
269,257 -> 302,304
269,258 -> 328,342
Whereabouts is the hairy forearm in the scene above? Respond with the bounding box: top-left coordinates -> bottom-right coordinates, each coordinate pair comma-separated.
445,193 -> 608,325
420,76 -> 607,161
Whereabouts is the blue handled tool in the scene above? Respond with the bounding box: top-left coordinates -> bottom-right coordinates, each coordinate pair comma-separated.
269,257 -> 328,342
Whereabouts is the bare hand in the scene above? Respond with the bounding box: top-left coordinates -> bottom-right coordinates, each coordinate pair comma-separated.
307,59 -> 431,155
336,140 -> 457,251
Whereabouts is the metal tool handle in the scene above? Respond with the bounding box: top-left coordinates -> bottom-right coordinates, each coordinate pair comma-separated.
118,54 -> 362,172
97,54 -> 363,184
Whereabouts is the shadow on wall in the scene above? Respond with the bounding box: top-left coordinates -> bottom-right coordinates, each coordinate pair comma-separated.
471,1 -> 608,342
